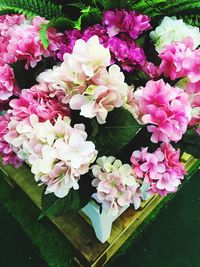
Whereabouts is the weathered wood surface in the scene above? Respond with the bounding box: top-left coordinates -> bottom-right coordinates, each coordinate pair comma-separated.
0,153 -> 199,267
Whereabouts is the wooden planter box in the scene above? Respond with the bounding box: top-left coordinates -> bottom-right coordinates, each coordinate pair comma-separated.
0,153 -> 199,267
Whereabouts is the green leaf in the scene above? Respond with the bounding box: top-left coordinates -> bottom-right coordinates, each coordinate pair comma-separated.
92,108 -> 142,156
74,6 -> 91,30
39,24 -> 49,49
175,128 -> 200,159
0,0 -> 63,19
39,189 -> 80,219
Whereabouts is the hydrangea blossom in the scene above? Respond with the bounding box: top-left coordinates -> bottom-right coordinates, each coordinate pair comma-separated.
91,156 -> 142,216
159,38 -> 193,80
57,10 -> 154,75
0,114 -> 22,167
0,14 -> 25,66
150,16 -> 200,52
189,93 -> 200,128
38,35 -> 129,124
8,84 -> 70,123
176,78 -> 200,128
134,79 -> 191,143
0,15 -> 63,69
131,143 -> 186,196
4,114 -> 97,198
103,9 -> 151,39
5,16 -> 63,69
0,64 -> 18,103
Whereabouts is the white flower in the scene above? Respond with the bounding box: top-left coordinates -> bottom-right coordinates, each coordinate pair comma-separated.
150,16 -> 200,52
119,164 -> 136,186
94,64 -> 128,100
57,133 -> 96,169
31,145 -> 56,176
73,35 -> 111,77
30,115 -> 56,145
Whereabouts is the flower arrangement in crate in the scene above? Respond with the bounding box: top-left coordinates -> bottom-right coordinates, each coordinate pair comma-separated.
0,0 -> 200,240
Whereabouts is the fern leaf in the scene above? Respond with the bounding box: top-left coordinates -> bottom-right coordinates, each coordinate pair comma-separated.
0,0 -> 63,19
142,0 -> 200,18
129,0 -> 167,12
179,14 -> 200,27
67,2 -> 87,10
163,2 -> 200,16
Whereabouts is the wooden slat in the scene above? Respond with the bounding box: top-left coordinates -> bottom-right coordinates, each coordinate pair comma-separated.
0,152 -> 199,267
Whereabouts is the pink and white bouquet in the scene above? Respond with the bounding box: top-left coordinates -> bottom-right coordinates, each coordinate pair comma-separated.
0,1 -> 200,217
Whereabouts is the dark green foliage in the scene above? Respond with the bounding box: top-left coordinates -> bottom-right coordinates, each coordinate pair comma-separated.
91,108 -> 142,156
78,173 -> 96,208
39,189 -> 80,219
179,14 -> 200,27
175,129 -> 200,159
0,0 -> 63,19
12,58 -> 56,89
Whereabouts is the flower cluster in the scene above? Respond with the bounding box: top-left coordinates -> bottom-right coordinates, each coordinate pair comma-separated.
0,64 -> 19,108
131,143 -> 186,196
4,114 -> 97,197
1,15 -> 62,69
38,35 -> 129,124
150,16 -> 200,52
134,79 -> 191,143
58,9 -> 154,74
0,11 -> 199,218
0,14 -> 63,105
103,9 -> 151,39
0,114 -> 22,167
0,14 -> 25,65
159,38 -> 200,91
8,84 -> 70,123
91,156 -> 142,215
157,35 -> 200,130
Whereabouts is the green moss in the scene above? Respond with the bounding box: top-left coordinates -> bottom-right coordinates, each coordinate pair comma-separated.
0,177 -> 78,267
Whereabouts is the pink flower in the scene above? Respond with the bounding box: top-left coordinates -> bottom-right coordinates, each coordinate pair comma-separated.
186,81 -> 200,94
0,14 -> 25,65
4,16 -> 62,69
108,35 -> 146,72
161,143 -> 186,177
183,49 -> 200,83
92,156 -> 142,215
0,114 -> 22,167
151,170 -> 181,196
57,29 -> 82,61
103,9 -> 151,39
130,143 -> 186,196
56,15 -> 153,75
140,151 -> 165,179
0,64 -> 18,102
188,93 -> 200,127
82,24 -> 109,45
135,79 -> 191,143
159,38 -> 193,80
8,84 -> 70,123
